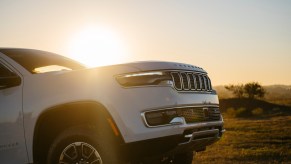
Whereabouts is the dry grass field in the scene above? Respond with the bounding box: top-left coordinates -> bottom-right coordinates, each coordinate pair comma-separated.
193,115 -> 291,163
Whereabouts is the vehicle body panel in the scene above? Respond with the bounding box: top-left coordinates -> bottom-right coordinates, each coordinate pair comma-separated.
0,58 -> 28,163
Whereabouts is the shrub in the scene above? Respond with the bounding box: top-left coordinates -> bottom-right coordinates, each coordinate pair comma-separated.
244,82 -> 266,99
252,108 -> 264,116
226,108 -> 236,118
224,82 -> 265,99
235,107 -> 247,117
272,107 -> 280,112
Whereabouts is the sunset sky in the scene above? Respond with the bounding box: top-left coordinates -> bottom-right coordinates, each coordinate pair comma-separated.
0,0 -> 290,85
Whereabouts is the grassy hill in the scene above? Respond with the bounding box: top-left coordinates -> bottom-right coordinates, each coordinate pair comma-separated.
193,98 -> 291,163
219,98 -> 291,117
264,85 -> 291,106
214,85 -> 291,106
193,88 -> 291,163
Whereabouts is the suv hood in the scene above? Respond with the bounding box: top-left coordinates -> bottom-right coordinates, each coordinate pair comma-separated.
33,61 -> 207,78
119,61 -> 207,73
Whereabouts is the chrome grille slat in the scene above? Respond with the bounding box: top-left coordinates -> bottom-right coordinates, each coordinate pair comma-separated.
206,77 -> 211,91
171,72 -> 182,90
201,76 -> 206,90
171,71 -> 213,92
180,73 -> 190,90
196,75 -> 201,90
187,73 -> 196,90
209,77 -> 212,90
177,107 -> 221,123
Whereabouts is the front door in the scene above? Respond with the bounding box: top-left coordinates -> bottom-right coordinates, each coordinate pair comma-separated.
0,60 -> 28,163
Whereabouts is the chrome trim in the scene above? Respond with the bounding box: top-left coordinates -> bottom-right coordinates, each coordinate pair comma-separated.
179,129 -> 220,145
170,72 -> 182,91
197,73 -> 202,90
202,76 -> 207,91
180,72 -> 190,90
141,105 -> 222,128
206,76 -> 210,91
170,117 -> 186,125
187,73 -> 196,90
170,71 -> 213,93
198,75 -> 202,91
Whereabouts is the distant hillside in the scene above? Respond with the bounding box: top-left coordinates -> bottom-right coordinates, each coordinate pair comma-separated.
219,98 -> 291,117
214,85 -> 291,106
214,85 -> 233,99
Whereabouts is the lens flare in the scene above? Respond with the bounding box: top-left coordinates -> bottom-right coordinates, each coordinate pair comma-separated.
67,26 -> 129,67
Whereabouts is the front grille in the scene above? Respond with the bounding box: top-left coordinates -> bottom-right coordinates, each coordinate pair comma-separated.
171,72 -> 212,92
143,106 -> 221,127
177,107 -> 221,123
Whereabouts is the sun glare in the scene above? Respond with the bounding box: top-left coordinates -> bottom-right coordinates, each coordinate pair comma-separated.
67,26 -> 128,67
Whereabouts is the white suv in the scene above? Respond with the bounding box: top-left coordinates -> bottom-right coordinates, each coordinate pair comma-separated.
0,48 -> 224,164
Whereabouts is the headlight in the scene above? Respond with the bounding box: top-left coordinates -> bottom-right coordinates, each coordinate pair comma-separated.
116,71 -> 173,87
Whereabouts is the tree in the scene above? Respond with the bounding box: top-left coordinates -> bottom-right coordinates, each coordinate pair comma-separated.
244,82 -> 265,99
225,84 -> 245,98
224,82 -> 266,99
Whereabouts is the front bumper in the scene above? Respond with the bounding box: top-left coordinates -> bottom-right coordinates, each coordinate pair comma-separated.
121,125 -> 225,160
100,78 -> 225,159
105,85 -> 222,143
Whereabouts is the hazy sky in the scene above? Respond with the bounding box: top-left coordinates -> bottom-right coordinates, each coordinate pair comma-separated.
0,0 -> 290,85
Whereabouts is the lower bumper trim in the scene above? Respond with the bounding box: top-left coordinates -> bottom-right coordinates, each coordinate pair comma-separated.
180,129 -> 220,145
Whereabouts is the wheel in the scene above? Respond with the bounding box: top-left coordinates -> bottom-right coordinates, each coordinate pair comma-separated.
47,125 -> 122,164
171,151 -> 194,164
57,141 -> 102,163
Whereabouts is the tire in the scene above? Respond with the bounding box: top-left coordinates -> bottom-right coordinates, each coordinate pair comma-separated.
171,151 -> 194,164
47,125 -> 123,164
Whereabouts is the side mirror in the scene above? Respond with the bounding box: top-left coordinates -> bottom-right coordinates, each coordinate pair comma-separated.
0,75 -> 21,90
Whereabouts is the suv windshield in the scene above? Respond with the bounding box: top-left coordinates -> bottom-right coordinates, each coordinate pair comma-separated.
0,49 -> 86,74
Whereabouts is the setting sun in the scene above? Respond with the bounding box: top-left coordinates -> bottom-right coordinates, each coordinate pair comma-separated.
67,26 -> 129,67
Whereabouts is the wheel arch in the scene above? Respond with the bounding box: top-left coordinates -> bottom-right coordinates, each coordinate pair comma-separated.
32,101 -> 123,163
